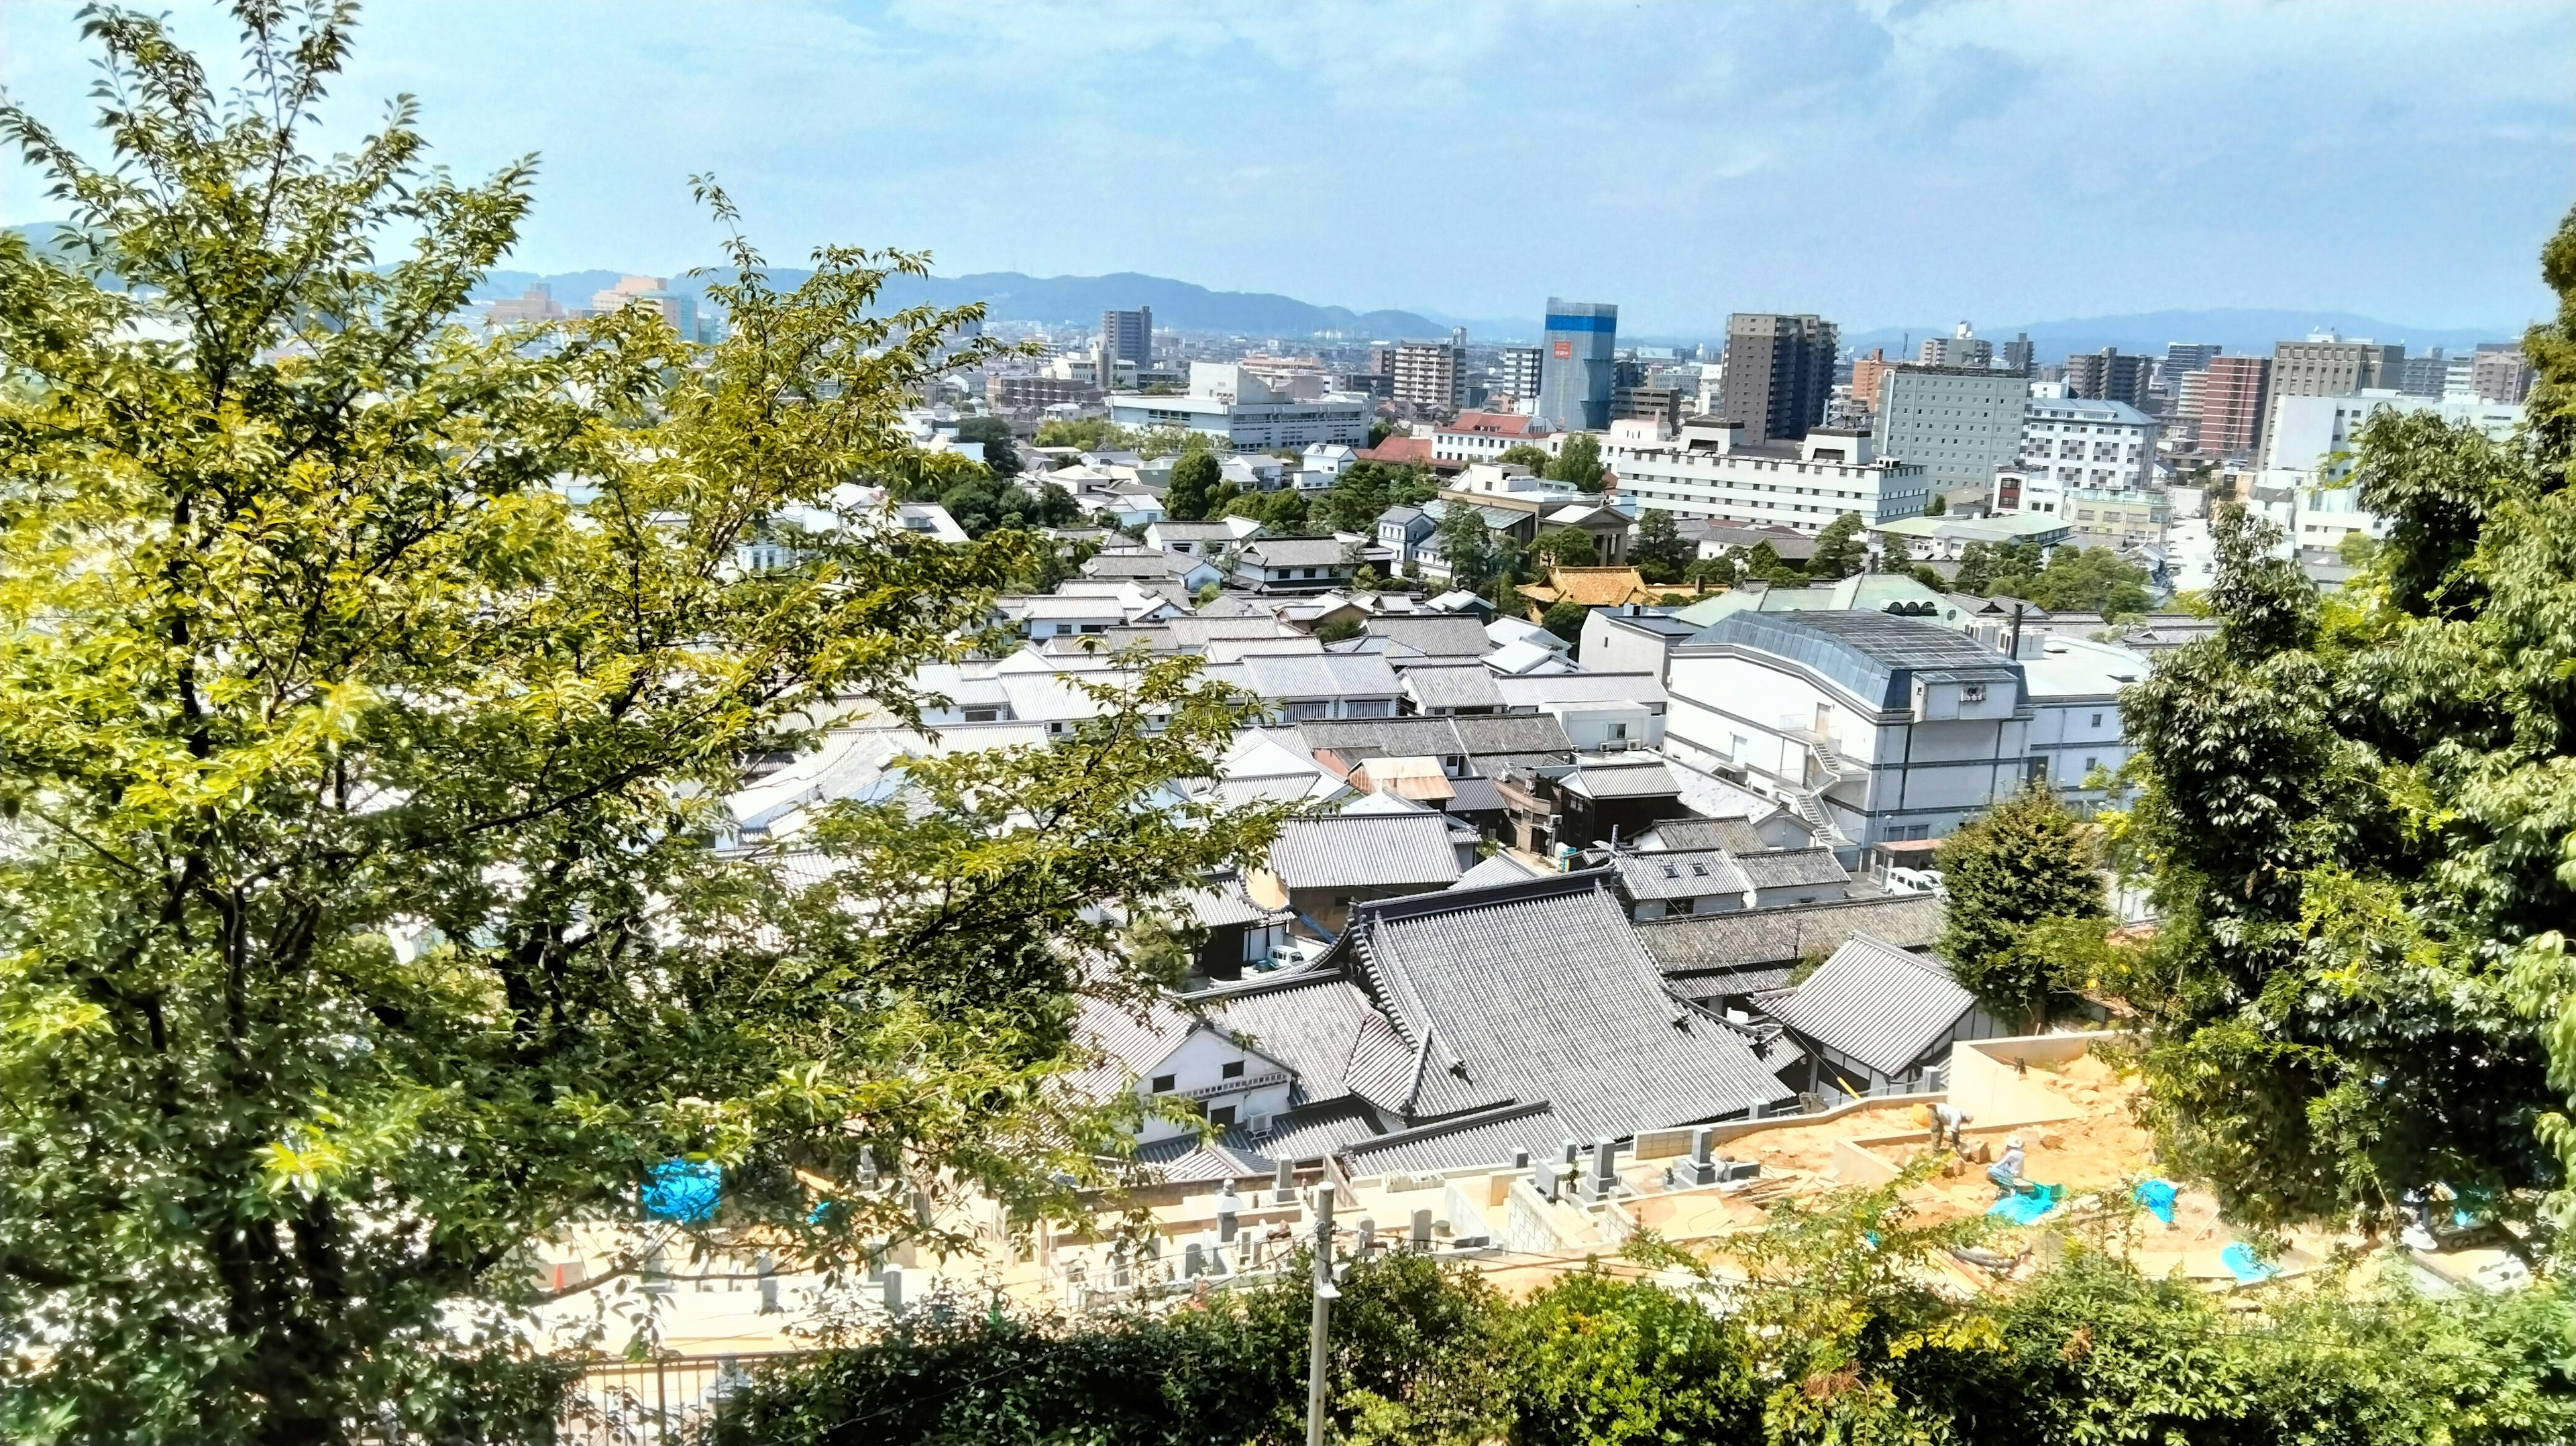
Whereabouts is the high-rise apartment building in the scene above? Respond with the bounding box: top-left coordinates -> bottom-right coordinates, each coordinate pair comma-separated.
2160,342 -> 2222,398
2471,345 -> 2535,404
1717,313 -> 1837,443
2176,355 -> 2270,457
2063,349 -> 2152,408
2257,334 -> 2403,465
1101,307 -> 1154,367
2398,348 -> 2449,399
1492,345 -> 1543,404
1536,299 -> 1618,431
1868,365 -> 2029,501
1998,333 -> 2035,377
1389,338 -> 1466,412
1918,322 -> 1992,370
1847,349 -> 1897,419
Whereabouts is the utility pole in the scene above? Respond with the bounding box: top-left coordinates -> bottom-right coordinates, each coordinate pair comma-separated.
1305,1180 -> 1338,1446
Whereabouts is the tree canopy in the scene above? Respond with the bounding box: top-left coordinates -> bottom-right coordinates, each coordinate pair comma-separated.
1550,431 -> 1606,492
1630,508 -> 1693,583
1533,526 -> 1601,568
1955,541 -> 2152,614
1935,785 -> 2106,1027
1807,512 -> 1869,579
0,9 -> 1279,1441
1165,450 -> 1224,520
2110,204 -> 2576,1237
952,414 -> 1022,479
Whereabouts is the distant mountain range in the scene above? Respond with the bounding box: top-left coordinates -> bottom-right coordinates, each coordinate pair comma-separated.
11,223 -> 2530,354
474,266 -> 1451,341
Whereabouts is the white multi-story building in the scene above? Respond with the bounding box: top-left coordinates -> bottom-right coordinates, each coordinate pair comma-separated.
2260,390 -> 2522,478
2013,396 -> 2157,508
1601,417 -> 1931,532
1869,366 -> 2029,501
1432,410 -> 1556,466
1108,364 -> 1373,452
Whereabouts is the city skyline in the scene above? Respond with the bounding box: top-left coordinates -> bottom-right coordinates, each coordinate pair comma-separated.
1,0 -> 2568,335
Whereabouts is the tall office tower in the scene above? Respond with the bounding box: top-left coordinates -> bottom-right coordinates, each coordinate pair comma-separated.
1389,338 -> 1466,411
2471,345 -> 2535,404
1100,307 -> 1153,367
1999,333 -> 2035,377
2177,355 -> 2270,457
1848,349 -> 1897,416
2161,342 -> 2222,398
2398,347 -> 2449,398
2063,348 -> 2153,407
1919,321 -> 1993,370
1536,298 -> 1618,431
1870,365 -> 2029,500
1492,345 -> 1543,402
2257,334 -> 2404,465
1717,312 -> 1838,443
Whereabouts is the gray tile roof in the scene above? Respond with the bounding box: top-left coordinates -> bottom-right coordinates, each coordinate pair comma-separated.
1736,846 -> 1851,890
1565,757 -> 1681,800
1612,849 -> 1752,902
1298,717 -> 1468,761
1198,972 -> 1395,1108
1342,872 -> 1797,1139
1172,879 -> 1288,931
1452,852 -> 1545,891
1240,537 -> 1352,567
1238,652 -> 1403,701
1268,813 -> 1464,890
1635,893 -> 1945,972
1763,933 -> 1978,1076
1449,713 -> 1575,760
1683,610 -> 2019,712
1442,775 -> 1509,818
1401,665 -> 1507,712
1664,965 -> 1797,1002
1364,615 -> 1493,657
1491,671 -> 1670,708
1340,1101 -> 1560,1176
1638,818 -> 1774,853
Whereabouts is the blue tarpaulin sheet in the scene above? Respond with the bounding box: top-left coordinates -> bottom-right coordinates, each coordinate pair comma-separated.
2135,1178 -> 2180,1225
1986,1183 -> 2062,1225
2220,1242 -> 2278,1284
643,1160 -> 722,1223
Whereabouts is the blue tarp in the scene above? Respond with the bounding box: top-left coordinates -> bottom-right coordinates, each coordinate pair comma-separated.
2135,1178 -> 2180,1226
643,1160 -> 722,1223
1986,1183 -> 2063,1225
2219,1241 -> 2279,1284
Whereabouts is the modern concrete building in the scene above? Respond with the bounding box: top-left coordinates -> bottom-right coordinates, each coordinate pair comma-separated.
2175,355 -> 2269,457
1432,410 -> 1555,467
1101,307 -> 1153,367
1847,349 -> 1896,419
2257,334 -> 2403,463
2015,396 -> 2157,496
1390,337 -> 1466,412
1108,364 -> 1372,452
2261,390 -> 2523,478
1664,610 -> 2035,848
1601,417 -> 1931,532
1917,322 -> 1992,370
1537,299 -> 1619,431
1998,333 -> 2035,378
1492,345 -> 1544,404
2470,345 -> 2535,405
2063,349 -> 2152,408
1717,313 -> 1837,443
2159,343 -> 2222,402
1868,366 -> 2029,502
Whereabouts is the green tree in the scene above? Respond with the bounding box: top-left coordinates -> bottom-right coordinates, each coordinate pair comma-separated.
1936,785 -> 2106,1027
1166,450 -> 1224,520
1630,508 -> 1692,583
1534,526 -> 1601,569
1367,417 -> 1401,447
1541,601 -> 1589,649
1495,442 -> 1554,473
1687,553 -> 1740,589
1505,1272 -> 1760,1446
1808,512 -> 1869,579
1549,431 -> 1606,493
953,414 -> 1022,479
1925,492 -> 1947,516
1953,540 -> 1996,594
1316,459 -> 1433,534
0,12 -> 1281,1441
1742,541 -> 1805,586
1438,504 -> 1498,590
1032,416 -> 1136,452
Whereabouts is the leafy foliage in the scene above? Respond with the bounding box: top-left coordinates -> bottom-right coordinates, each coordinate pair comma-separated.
1954,540 -> 2152,614
1032,416 -> 1136,452
1551,431 -> 1606,492
1535,526 -> 1601,568
1937,785 -> 2106,1027
953,414 -> 1022,479
1496,441 -> 1554,474
1165,450 -> 1224,520
1542,601 -> 1589,649
1438,504 -> 1499,590
1807,512 -> 1868,579
1631,508 -> 1693,583
1313,459 -> 1434,535
0,10 -> 1280,1441
2108,208 -> 2576,1235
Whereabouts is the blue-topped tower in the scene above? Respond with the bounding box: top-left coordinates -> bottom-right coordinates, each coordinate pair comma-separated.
1535,298 -> 1617,431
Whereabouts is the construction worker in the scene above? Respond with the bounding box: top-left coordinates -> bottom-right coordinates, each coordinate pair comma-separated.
1988,1135 -> 2029,1198
1929,1102 -> 1972,1152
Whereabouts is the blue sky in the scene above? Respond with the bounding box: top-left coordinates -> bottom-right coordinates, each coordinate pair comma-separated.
3,1 -> 2571,334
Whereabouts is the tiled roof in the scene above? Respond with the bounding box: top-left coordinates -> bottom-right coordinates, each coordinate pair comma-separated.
1364,614 -> 1493,657
1763,934 -> 1978,1076
1196,972 -> 1393,1107
1736,846 -> 1851,890
1491,671 -> 1669,709
1564,757 -> 1680,800
1340,1101 -> 1559,1176
1450,713 -> 1574,759
1636,893 -> 1945,972
1401,665 -> 1507,712
1358,437 -> 1435,465
1438,410 -> 1540,438
1238,652 -> 1403,701
1342,873 -> 1796,1139
1451,852 -> 1544,891
1638,817 -> 1774,853
1612,849 -> 1752,902
1172,879 -> 1288,931
1443,775 -> 1509,817
1664,966 -> 1797,1002
1299,717 -> 1468,762
1240,537 -> 1354,567
1520,567 -> 1661,608
1268,813 -> 1464,890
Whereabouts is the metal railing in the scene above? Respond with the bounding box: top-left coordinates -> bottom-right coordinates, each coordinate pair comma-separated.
558,1351 -> 808,1446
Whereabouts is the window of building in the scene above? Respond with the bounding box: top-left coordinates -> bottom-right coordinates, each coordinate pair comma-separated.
1959,683 -> 1987,704
1208,1105 -> 1238,1128
2090,712 -> 2103,728
1221,1060 -> 1245,1080
1150,1074 -> 1176,1093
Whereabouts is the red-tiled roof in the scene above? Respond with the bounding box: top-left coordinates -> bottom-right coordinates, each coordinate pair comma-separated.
1358,437 -> 1435,464
1438,410 -> 1538,438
